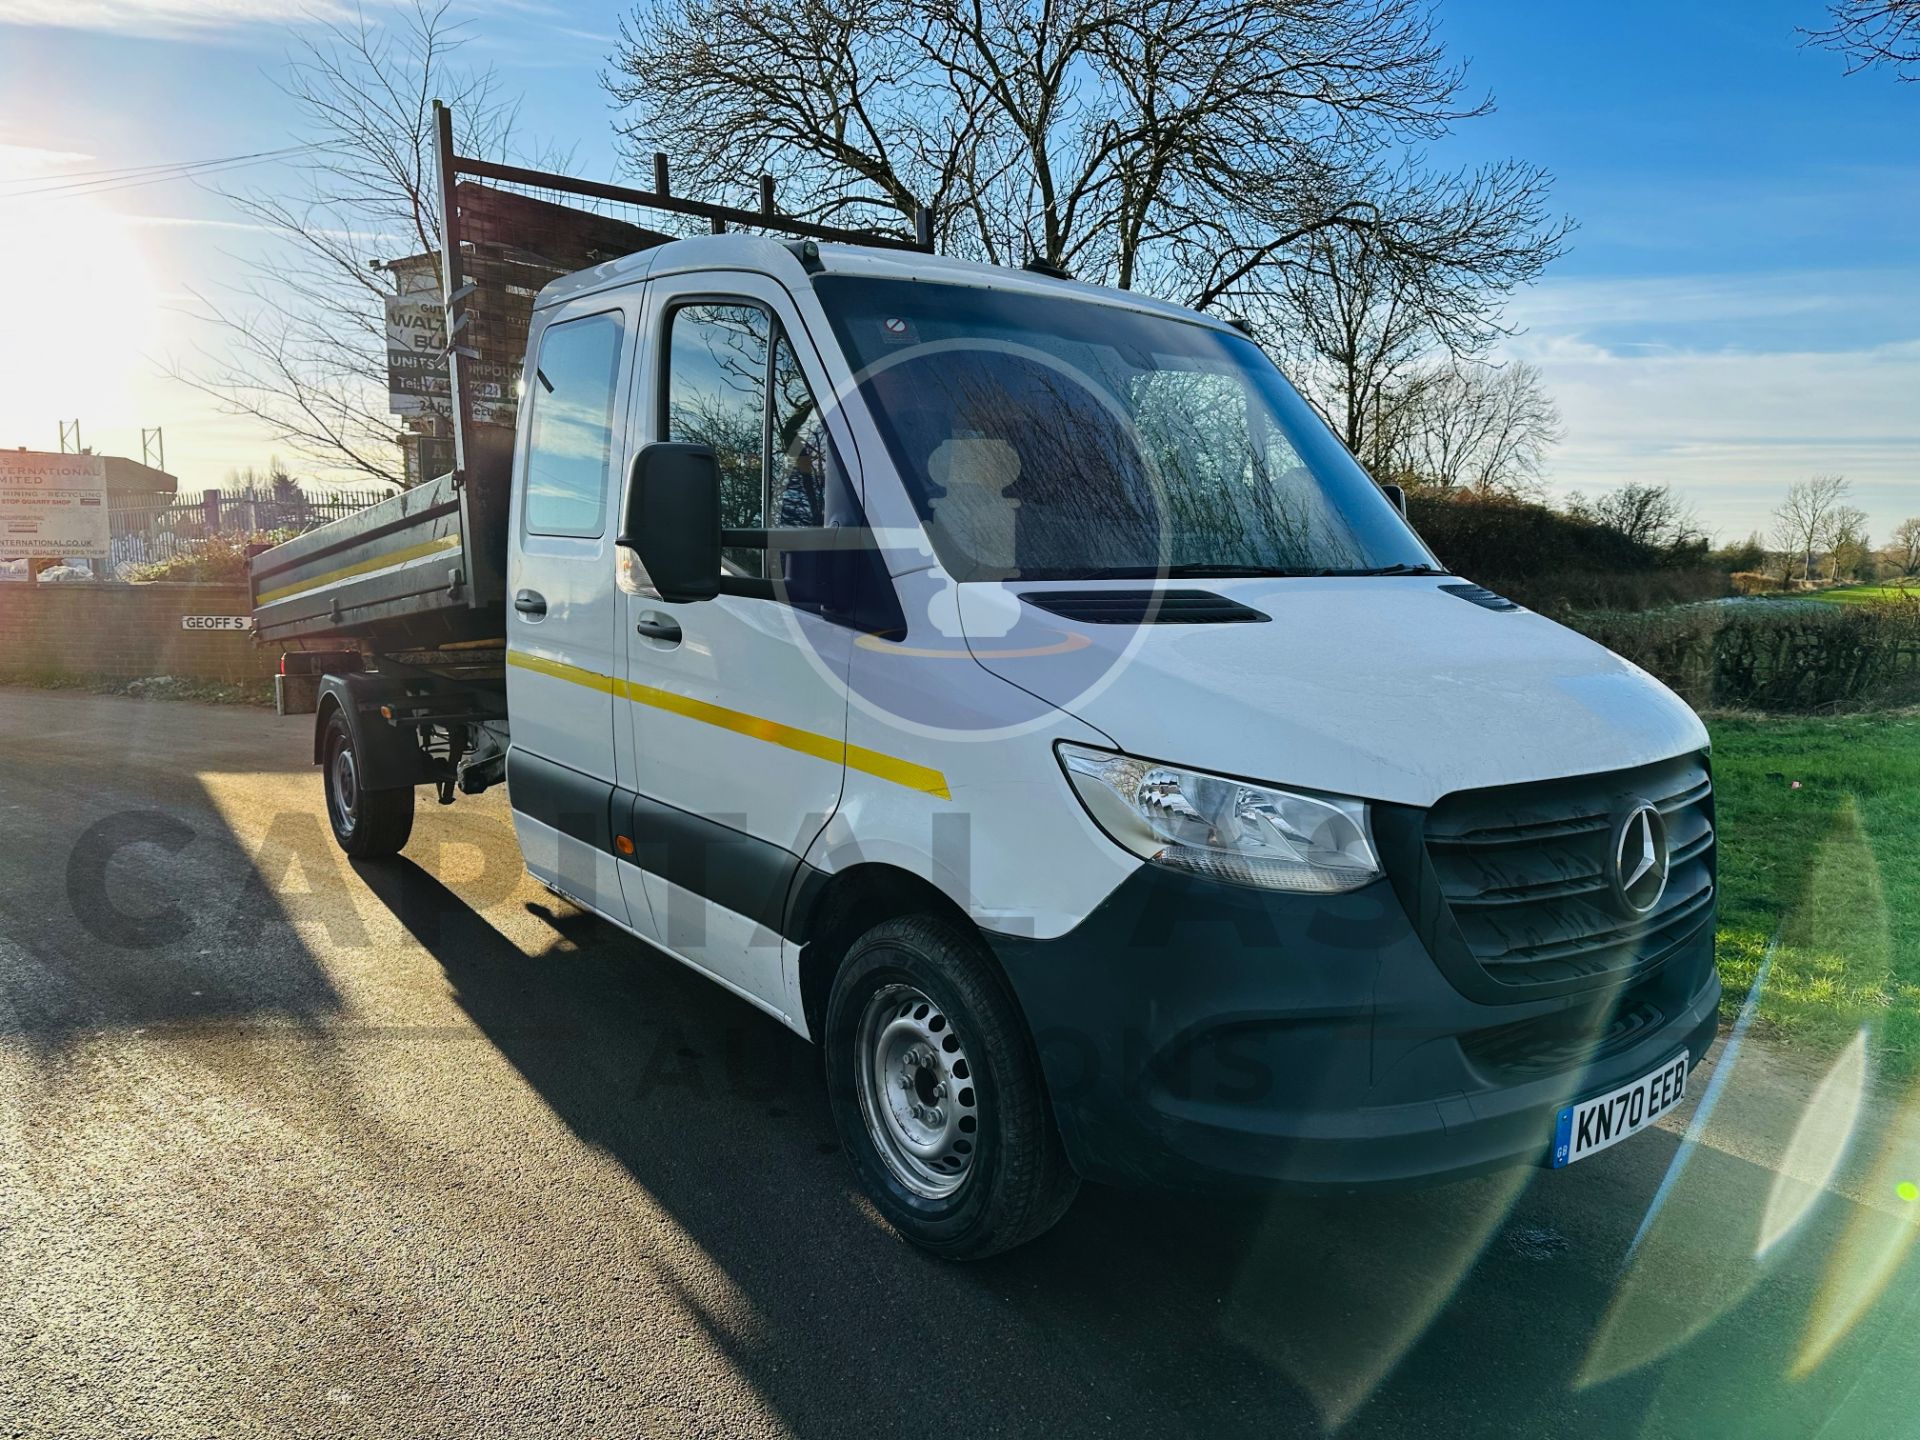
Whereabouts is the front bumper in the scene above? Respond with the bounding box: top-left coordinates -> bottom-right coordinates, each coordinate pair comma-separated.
983,866 -> 1720,1190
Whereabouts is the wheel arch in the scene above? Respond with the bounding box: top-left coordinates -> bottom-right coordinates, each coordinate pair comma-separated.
791,862 -> 1015,1043
311,672 -> 437,790
312,689 -> 346,766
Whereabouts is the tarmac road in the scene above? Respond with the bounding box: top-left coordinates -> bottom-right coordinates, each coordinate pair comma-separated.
1,686 -> 1916,1439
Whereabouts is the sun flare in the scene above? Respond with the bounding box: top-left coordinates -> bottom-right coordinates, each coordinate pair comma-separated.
0,192 -> 158,443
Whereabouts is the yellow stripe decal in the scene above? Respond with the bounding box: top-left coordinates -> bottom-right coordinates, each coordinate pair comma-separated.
506,650 -> 950,799
257,533 -> 462,605
507,649 -> 617,694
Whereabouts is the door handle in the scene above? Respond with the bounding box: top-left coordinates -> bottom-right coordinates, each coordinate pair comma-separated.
635,612 -> 682,645
514,589 -> 547,618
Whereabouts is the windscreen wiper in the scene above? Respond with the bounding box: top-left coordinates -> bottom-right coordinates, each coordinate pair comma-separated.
1336,563 -> 1448,577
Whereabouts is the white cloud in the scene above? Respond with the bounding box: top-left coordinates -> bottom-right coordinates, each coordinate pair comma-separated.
1496,268 -> 1920,541
0,0 -> 555,32
1507,330 -> 1920,540
0,142 -> 92,179
118,213 -> 275,233
1505,270 -> 1910,334
0,0 -> 345,33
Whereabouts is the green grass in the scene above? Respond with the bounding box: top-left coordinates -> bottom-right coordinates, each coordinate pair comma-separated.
1709,710 -> 1920,1075
1807,582 -> 1920,606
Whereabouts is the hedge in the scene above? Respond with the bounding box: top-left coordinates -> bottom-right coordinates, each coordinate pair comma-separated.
1486,567 -> 1729,615
127,531 -> 297,584
1405,490 -> 1729,615
1572,598 -> 1920,711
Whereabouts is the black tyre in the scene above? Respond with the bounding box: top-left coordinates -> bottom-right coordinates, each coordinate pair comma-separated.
321,710 -> 414,858
825,914 -> 1078,1259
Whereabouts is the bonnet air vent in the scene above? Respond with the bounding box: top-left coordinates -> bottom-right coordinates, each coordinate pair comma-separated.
1020,589 -> 1271,624
1440,583 -> 1522,613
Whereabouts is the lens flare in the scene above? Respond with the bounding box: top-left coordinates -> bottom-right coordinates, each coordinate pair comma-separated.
1792,1083 -> 1920,1379
1756,1028 -> 1868,1259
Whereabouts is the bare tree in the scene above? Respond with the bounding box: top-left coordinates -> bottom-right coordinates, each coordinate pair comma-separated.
1890,515 -> 1920,575
1808,0 -> 1920,79
1770,474 -> 1852,582
1386,360 -> 1560,494
167,1 -> 541,484
1579,482 -> 1702,551
1275,224 -> 1441,466
606,0 -> 1570,373
1829,505 -> 1873,580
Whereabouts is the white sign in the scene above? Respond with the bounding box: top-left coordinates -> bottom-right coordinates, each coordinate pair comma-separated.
384,296 -> 516,424
0,451 -> 109,559
385,296 -> 449,417
181,615 -> 253,631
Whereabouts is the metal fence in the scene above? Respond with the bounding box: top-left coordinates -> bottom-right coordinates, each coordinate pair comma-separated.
106,485 -> 393,577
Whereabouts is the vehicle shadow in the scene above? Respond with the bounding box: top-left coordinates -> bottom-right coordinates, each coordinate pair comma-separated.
0,713 -> 345,1049
353,853 -> 1788,1439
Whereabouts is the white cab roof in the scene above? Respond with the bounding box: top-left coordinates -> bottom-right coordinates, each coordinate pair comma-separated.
534,232 -> 1237,335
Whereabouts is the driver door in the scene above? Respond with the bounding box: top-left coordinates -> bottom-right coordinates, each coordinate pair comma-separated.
616,274 -> 864,1010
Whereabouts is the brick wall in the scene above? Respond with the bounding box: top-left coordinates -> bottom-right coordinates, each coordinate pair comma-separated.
0,582 -> 274,684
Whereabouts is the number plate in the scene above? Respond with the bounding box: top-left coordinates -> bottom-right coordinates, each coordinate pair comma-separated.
1552,1051 -> 1689,1168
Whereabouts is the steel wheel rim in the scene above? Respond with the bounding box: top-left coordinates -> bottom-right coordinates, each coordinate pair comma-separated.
854,982 -> 980,1200
330,744 -> 359,831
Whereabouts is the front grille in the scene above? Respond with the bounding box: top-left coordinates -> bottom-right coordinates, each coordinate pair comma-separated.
1423,753 -> 1715,991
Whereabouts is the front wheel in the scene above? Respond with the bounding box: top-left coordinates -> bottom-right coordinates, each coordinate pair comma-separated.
825,915 -> 1078,1259
321,710 -> 414,858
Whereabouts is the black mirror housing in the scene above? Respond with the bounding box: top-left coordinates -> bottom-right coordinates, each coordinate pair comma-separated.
779,532 -> 908,640
620,442 -> 721,604
1382,482 -> 1408,518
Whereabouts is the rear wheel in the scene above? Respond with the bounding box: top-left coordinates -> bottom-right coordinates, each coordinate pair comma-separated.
321,709 -> 414,858
825,914 -> 1078,1259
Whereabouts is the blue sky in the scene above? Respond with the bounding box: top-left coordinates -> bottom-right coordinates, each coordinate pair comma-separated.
1432,0 -> 1919,538
0,0 -> 1914,540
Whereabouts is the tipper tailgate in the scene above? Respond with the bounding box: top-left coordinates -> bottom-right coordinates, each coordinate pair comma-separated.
249,472 -> 494,645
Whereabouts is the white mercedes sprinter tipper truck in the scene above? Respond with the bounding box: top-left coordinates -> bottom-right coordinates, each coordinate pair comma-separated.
251,131 -> 1718,1258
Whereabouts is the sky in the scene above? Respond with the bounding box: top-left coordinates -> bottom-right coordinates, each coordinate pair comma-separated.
0,0 -> 1914,541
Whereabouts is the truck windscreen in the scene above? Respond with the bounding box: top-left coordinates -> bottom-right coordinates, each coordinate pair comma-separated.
813,275 -> 1437,583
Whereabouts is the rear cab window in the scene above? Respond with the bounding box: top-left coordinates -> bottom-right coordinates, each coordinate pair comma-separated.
523,310 -> 626,538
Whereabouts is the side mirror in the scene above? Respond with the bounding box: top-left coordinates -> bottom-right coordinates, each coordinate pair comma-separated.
620,442 -> 721,604
1382,482 -> 1408,518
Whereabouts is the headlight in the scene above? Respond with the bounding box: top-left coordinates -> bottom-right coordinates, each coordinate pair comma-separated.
1057,743 -> 1383,894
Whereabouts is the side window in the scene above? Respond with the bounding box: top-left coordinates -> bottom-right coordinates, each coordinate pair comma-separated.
662,300 -> 865,603
772,332 -> 830,528
523,311 -> 624,538
665,303 -> 771,576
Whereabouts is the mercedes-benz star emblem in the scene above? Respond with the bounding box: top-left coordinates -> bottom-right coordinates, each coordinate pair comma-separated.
1607,801 -> 1670,918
